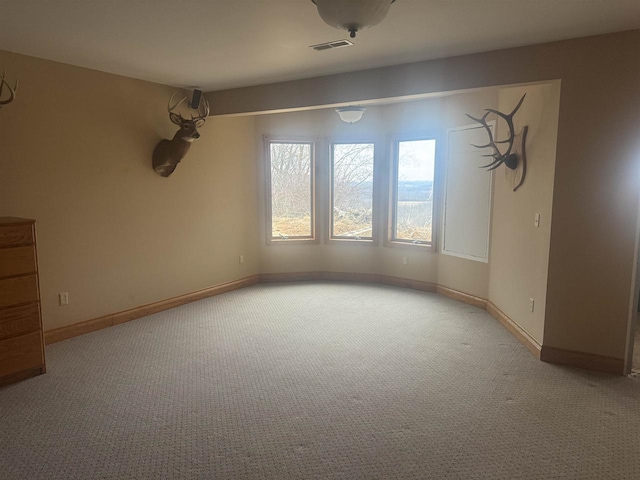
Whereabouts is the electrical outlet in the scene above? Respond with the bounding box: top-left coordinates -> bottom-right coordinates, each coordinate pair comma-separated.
59,292 -> 69,306
534,213 -> 541,227
402,256 -> 408,265
529,298 -> 535,312
239,255 -> 244,265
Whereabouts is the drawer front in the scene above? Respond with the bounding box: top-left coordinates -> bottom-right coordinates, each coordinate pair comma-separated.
0,224 -> 34,247
0,275 -> 39,308
0,246 -> 37,278
0,303 -> 41,341
0,331 -> 44,377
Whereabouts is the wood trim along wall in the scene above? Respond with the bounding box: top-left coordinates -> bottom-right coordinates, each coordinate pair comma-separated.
44,275 -> 260,344
539,346 -> 624,375
486,301 -> 542,359
436,286 -> 487,310
42,272 -> 624,374
44,272 -> 436,344
259,271 -> 437,293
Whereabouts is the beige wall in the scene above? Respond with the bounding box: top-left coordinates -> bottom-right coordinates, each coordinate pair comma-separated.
488,83 -> 561,344
211,30 -> 640,362
436,89 -> 497,299
542,36 -> 639,359
0,50 -> 259,331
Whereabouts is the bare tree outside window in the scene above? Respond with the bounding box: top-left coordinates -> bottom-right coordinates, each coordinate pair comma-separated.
331,143 -> 375,239
269,142 -> 313,238
393,139 -> 436,243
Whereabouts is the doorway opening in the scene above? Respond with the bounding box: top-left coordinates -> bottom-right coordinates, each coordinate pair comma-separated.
627,195 -> 640,376
631,293 -> 640,374
632,300 -> 640,375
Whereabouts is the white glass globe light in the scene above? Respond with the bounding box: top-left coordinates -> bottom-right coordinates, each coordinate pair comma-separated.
312,0 -> 395,38
336,106 -> 366,123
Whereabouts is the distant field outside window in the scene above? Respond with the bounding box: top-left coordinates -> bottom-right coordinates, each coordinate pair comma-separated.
331,143 -> 375,239
393,139 -> 436,244
269,142 -> 313,239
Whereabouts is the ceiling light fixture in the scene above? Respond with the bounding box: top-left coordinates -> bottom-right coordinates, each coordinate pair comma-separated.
336,106 -> 366,124
311,0 -> 396,38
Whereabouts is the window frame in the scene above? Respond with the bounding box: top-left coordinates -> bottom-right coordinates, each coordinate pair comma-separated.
327,139 -> 377,245
386,134 -> 439,250
264,136 -> 318,245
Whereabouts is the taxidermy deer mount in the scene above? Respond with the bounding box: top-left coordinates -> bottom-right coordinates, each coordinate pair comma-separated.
0,70 -> 18,109
152,92 -> 209,177
466,93 -> 528,191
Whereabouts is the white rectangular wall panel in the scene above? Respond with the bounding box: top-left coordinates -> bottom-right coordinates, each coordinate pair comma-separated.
442,125 -> 493,262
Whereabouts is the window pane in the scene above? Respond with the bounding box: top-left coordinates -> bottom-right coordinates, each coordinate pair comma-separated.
332,143 -> 374,239
394,139 -> 436,243
270,142 -> 313,238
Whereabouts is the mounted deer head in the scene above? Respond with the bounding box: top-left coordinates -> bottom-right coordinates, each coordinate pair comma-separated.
0,70 -> 18,109
466,93 -> 528,191
152,92 -> 210,177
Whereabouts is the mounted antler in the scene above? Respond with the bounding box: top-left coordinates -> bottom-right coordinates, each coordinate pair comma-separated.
466,93 -> 526,172
0,70 -> 18,109
152,92 -> 210,177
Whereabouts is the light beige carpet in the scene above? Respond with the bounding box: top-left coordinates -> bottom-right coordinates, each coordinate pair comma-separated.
1,282 -> 639,479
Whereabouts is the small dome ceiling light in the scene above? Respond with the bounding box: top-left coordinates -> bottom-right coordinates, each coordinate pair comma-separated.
336,106 -> 366,124
311,0 -> 396,38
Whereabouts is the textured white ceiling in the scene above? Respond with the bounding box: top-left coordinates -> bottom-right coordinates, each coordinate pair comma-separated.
0,0 -> 638,91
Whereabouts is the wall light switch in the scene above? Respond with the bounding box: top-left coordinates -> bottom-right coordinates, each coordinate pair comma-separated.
534,213 -> 541,227
239,255 -> 244,265
529,298 -> 535,312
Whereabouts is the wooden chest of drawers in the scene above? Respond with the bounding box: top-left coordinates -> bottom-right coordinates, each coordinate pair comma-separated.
0,217 -> 46,387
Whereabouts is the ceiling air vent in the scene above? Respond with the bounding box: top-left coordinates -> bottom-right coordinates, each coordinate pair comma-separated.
310,39 -> 354,51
